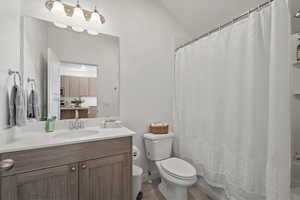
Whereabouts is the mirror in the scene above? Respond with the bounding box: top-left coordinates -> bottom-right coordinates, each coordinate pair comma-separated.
22,16 -> 120,120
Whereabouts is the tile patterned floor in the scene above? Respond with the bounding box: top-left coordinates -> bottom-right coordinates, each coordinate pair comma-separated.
141,179 -> 209,200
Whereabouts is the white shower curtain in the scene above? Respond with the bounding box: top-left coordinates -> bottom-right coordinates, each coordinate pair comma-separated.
174,1 -> 290,200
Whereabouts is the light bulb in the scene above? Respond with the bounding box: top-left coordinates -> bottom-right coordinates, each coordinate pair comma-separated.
54,22 -> 67,29
72,26 -> 84,32
72,3 -> 85,23
296,10 -> 300,18
90,8 -> 101,24
51,0 -> 66,17
87,30 -> 98,35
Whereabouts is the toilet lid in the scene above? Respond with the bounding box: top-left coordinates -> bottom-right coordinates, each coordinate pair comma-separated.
161,158 -> 196,180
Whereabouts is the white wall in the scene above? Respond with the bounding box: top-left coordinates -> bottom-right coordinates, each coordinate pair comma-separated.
21,0 -> 190,174
291,34 -> 300,185
0,0 -> 21,129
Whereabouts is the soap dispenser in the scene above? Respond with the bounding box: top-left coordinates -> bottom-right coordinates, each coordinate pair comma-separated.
45,116 -> 56,132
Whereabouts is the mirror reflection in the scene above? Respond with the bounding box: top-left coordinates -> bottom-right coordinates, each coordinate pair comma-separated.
22,16 -> 120,121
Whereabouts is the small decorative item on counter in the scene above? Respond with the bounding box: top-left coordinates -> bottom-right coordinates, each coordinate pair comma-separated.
149,122 -> 169,134
101,119 -> 123,128
45,116 -> 56,132
71,97 -> 84,107
297,38 -> 300,62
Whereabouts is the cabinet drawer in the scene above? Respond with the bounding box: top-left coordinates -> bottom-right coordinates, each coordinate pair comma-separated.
0,137 -> 131,177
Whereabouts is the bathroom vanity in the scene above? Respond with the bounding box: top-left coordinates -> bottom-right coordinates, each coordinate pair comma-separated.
0,127 -> 134,200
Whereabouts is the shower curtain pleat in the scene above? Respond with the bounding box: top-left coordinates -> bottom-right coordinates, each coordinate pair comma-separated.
174,0 -> 290,200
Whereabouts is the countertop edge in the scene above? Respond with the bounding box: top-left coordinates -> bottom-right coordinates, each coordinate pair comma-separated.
0,129 -> 136,154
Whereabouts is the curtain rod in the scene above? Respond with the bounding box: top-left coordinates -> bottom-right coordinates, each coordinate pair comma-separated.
175,0 -> 274,52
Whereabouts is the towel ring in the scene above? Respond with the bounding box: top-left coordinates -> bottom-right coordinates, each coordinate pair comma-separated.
8,69 -> 22,87
27,78 -> 36,90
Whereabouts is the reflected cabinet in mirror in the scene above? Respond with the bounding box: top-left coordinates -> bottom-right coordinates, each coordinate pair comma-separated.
22,16 -> 120,120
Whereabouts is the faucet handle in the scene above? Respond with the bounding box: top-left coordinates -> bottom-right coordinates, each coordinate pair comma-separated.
80,120 -> 85,129
69,121 -> 74,129
75,110 -> 79,119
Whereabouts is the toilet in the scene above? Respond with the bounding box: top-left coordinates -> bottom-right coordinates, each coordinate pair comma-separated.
144,133 -> 197,200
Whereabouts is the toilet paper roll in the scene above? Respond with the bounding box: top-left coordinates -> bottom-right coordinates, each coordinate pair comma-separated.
132,146 -> 140,161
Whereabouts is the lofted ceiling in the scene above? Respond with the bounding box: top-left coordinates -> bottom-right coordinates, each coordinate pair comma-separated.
158,0 -> 300,38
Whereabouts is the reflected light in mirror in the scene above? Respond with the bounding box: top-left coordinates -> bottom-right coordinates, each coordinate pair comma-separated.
53,22 -> 67,29
87,30 -> 99,35
295,10 -> 300,18
51,0 -> 66,17
72,26 -> 85,32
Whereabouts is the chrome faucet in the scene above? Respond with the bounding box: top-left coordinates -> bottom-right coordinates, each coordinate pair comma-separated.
69,110 -> 85,129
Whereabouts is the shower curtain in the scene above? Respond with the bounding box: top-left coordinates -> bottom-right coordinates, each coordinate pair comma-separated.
174,1 -> 290,200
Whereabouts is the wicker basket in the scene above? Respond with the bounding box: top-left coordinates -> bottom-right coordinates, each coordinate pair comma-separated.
149,125 -> 169,134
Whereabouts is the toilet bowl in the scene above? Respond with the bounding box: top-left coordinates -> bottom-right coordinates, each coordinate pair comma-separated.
156,158 -> 197,200
144,133 -> 197,200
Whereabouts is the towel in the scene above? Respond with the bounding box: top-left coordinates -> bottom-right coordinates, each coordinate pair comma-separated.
9,85 -> 26,127
27,89 -> 40,120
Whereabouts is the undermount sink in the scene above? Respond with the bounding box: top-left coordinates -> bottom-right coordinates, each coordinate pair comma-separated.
52,129 -> 100,139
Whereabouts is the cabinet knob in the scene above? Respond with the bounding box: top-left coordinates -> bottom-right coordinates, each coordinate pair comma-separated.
81,164 -> 87,169
0,159 -> 14,171
70,166 -> 76,172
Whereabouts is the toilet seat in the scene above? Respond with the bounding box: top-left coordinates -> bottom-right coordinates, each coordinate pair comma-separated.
160,158 -> 196,180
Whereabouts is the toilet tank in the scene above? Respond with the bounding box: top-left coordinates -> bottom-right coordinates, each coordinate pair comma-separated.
144,133 -> 174,161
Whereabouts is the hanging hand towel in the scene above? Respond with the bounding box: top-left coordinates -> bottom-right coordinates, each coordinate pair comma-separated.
27,89 -> 40,120
9,85 -> 26,127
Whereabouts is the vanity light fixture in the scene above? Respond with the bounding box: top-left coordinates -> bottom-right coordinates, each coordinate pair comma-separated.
90,7 -> 101,24
45,0 -> 106,34
51,0 -> 66,17
72,1 -> 85,23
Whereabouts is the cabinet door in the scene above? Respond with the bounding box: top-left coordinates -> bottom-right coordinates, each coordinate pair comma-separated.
61,76 -> 70,97
69,77 -> 80,97
88,106 -> 97,118
88,78 -> 97,97
79,78 -> 89,97
79,153 -> 131,200
1,164 -> 78,200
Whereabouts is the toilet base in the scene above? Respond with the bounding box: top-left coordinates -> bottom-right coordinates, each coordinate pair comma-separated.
158,178 -> 188,200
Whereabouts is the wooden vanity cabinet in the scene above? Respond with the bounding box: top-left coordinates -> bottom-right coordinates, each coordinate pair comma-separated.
1,164 -> 78,200
0,137 -> 132,200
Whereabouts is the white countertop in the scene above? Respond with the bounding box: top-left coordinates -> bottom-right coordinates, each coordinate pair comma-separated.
0,127 -> 135,154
